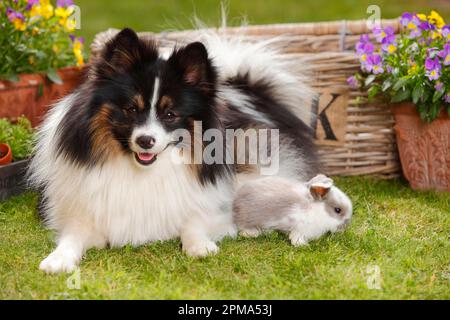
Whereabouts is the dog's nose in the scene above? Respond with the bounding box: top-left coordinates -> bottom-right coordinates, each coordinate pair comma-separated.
136,135 -> 155,149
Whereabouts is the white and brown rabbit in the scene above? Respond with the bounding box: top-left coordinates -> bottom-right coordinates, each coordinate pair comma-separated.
232,174 -> 352,246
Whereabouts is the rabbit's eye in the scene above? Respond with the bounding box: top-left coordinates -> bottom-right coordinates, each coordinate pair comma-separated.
334,207 -> 342,214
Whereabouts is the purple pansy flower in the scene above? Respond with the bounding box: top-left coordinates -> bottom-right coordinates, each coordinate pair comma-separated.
26,0 -> 39,10
347,76 -> 359,88
6,8 -> 24,22
57,0 -> 74,7
373,26 -> 396,44
438,43 -> 450,66
365,54 -> 384,74
425,57 -> 441,80
400,13 -> 413,26
442,25 -> 450,40
444,94 -> 450,104
355,34 -> 374,66
435,82 -> 444,92
419,21 -> 435,31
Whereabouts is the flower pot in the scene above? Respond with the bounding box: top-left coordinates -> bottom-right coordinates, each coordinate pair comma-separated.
0,159 -> 29,201
0,73 -> 44,126
391,102 -> 450,192
0,66 -> 87,127
0,143 -> 13,166
37,66 -> 88,125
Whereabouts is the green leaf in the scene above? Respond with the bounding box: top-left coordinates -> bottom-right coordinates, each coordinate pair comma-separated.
382,80 -> 392,92
391,89 -> 411,103
432,90 -> 444,103
4,74 -> 20,82
429,101 -> 442,121
412,85 -> 424,104
364,75 -> 376,87
46,69 -> 63,85
393,77 -> 410,91
367,85 -> 380,101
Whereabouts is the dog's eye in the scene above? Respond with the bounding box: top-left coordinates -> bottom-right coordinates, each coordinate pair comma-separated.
164,111 -> 176,121
127,107 -> 138,113
334,207 -> 342,214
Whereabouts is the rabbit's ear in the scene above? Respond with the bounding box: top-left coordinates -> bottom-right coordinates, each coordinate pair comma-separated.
308,174 -> 333,200
310,185 -> 331,199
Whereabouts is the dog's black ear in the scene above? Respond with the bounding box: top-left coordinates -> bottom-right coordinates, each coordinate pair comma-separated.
96,28 -> 157,77
169,42 -> 216,92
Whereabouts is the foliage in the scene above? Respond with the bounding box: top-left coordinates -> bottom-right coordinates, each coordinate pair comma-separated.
349,11 -> 450,122
0,0 -> 86,83
0,116 -> 34,161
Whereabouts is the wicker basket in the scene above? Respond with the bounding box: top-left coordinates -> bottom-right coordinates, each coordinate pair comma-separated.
92,19 -> 402,179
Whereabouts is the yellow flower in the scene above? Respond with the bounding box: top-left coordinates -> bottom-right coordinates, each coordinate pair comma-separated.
407,22 -> 417,30
37,0 -> 54,19
32,27 -> 40,35
64,18 -> 76,32
52,45 -> 60,54
29,56 -> 36,66
55,6 -> 74,19
387,44 -> 397,53
29,5 -> 41,18
408,64 -> 418,75
417,13 -> 427,21
13,18 -> 27,31
73,40 -> 84,66
431,31 -> 442,40
428,10 -> 445,28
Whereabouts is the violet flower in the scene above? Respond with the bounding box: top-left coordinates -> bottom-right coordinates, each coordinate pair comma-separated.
57,0 -> 74,7
347,76 -> 359,88
425,57 -> 441,80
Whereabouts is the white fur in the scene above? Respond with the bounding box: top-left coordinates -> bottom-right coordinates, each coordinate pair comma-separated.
236,176 -> 353,246
188,31 -> 315,125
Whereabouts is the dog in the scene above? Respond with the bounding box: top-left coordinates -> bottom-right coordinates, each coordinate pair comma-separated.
28,28 -> 319,273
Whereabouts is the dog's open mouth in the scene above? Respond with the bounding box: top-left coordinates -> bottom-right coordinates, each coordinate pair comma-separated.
134,152 -> 157,166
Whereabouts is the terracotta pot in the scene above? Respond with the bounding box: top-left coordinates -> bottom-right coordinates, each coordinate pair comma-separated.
0,143 -> 13,166
0,73 -> 44,126
391,102 -> 450,192
37,66 -> 88,125
0,66 -> 87,127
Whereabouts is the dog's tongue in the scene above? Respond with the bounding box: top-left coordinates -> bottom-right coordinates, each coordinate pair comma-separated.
137,152 -> 154,161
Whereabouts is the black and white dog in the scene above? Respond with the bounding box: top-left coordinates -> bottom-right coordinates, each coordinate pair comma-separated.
28,28 -> 319,273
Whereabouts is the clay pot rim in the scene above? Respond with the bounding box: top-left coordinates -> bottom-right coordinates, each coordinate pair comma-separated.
391,102 -> 449,120
0,65 -> 89,84
0,143 -> 13,165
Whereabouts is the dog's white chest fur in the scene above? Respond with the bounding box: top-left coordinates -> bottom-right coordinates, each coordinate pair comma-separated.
47,150 -> 232,247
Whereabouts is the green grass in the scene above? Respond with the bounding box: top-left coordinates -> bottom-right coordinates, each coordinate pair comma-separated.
0,177 -> 448,299
74,0 -> 450,45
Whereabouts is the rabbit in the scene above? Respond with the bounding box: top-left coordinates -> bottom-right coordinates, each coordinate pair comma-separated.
232,174 -> 353,246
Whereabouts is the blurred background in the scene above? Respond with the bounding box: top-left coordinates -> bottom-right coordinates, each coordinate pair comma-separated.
75,0 -> 450,45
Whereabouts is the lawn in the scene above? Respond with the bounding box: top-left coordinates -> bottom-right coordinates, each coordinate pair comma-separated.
0,177 -> 448,299
75,0 -> 450,45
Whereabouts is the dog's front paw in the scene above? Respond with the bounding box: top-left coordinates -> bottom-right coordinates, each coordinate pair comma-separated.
183,240 -> 219,258
39,250 -> 79,274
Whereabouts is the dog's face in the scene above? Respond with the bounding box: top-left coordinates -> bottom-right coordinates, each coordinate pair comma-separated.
90,28 -> 217,167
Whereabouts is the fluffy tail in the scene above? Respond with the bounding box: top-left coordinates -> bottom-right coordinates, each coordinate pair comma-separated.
186,29 -> 315,126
